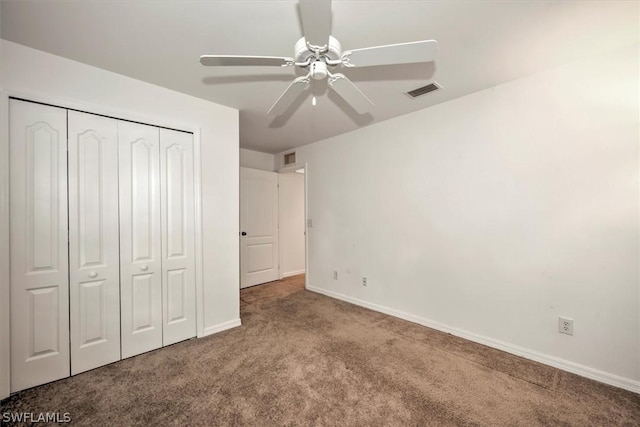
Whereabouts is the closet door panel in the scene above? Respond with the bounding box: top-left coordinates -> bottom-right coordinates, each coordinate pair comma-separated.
68,111 -> 121,374
119,121 -> 163,358
160,129 -> 196,345
9,99 -> 70,392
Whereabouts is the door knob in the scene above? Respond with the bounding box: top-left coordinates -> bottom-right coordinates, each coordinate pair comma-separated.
141,265 -> 149,271
89,271 -> 98,278
241,231 -> 247,236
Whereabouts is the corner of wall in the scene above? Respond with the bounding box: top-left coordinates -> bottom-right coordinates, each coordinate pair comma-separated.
0,91 -> 11,400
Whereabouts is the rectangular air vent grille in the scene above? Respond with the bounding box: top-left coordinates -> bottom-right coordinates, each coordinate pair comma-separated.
283,151 -> 296,165
407,83 -> 440,98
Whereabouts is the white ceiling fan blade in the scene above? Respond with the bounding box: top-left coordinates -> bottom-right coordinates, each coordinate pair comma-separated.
299,0 -> 332,49
268,75 -> 310,116
341,40 -> 438,67
329,73 -> 374,114
200,55 -> 294,67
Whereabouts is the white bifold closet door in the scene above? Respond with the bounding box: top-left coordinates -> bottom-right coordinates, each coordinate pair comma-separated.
118,121 -> 164,358
67,111 -> 121,375
159,129 -> 196,346
119,122 -> 196,358
10,99 -> 197,390
10,100 -> 70,392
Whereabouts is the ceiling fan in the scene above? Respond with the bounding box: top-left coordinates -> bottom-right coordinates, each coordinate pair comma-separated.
200,0 -> 438,116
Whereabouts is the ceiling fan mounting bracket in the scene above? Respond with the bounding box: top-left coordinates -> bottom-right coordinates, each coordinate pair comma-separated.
295,36 -> 342,66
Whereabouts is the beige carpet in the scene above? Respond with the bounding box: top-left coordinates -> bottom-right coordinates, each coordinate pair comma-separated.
1,275 -> 638,426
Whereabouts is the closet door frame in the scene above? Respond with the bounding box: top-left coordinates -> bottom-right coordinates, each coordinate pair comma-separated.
0,90 -> 12,400
0,91 -> 206,399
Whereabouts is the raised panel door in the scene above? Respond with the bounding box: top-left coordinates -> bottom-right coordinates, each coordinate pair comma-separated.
159,129 -> 196,345
118,121 -> 163,358
240,167 -> 279,288
9,99 -> 70,391
68,111 -> 121,374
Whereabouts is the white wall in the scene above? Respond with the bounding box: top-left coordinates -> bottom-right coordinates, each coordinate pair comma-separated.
284,45 -> 639,392
240,148 -> 275,172
279,172 -> 306,277
0,40 -> 240,398
0,36 -> 9,401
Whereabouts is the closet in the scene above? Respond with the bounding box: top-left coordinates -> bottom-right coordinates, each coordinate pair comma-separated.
9,99 -> 197,392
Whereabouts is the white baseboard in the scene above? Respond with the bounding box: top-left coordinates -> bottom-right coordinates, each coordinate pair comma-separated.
200,318 -> 242,337
307,285 -> 640,394
282,269 -> 305,278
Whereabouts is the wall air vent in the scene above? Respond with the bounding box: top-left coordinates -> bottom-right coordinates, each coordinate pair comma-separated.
406,82 -> 440,98
283,151 -> 296,166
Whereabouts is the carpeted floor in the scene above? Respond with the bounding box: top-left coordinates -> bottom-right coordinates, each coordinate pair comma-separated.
1,274 -> 639,426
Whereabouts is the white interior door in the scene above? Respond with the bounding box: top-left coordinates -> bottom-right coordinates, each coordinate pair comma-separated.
118,121 -> 163,358
159,129 -> 196,345
240,167 -> 279,288
9,99 -> 70,391
68,111 -> 121,374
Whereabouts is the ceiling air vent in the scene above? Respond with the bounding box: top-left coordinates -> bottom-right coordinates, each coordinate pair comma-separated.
407,82 -> 440,98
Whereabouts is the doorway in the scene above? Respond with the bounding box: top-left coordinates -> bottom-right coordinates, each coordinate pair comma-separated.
278,168 -> 306,281
239,166 -> 307,289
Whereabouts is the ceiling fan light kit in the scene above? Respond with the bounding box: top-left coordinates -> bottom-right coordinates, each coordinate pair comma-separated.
200,0 -> 438,116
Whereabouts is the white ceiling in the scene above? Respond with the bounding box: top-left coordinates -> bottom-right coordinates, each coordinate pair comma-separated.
1,1 -> 638,154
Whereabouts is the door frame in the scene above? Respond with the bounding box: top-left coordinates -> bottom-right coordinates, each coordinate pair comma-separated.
277,163 -> 309,290
277,167 -> 308,281
239,167 -> 281,288
0,90 -> 10,400
303,163 -> 309,290
0,89 -> 206,399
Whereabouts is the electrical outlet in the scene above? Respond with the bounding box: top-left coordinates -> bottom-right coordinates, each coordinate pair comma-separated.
559,317 -> 573,336
333,271 -> 338,280
362,277 -> 367,287
307,219 -> 313,228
